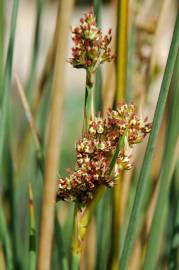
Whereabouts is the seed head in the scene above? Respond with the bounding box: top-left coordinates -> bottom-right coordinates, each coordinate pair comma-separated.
57,104 -> 152,206
69,8 -> 114,71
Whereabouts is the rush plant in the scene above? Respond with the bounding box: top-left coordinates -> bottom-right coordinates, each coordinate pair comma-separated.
0,2 -> 178,270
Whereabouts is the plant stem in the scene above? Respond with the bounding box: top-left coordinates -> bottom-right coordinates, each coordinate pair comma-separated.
28,185 -> 36,270
26,0 -> 44,104
93,0 -> 103,112
0,0 -> 4,99
15,74 -> 44,172
119,13 -> 179,270
115,0 -> 128,103
0,0 -> 19,170
55,209 -> 68,270
37,1 -> 74,270
142,47 -> 179,270
71,206 -> 81,270
83,70 -> 96,133
0,203 -> 13,270
110,1 -> 128,268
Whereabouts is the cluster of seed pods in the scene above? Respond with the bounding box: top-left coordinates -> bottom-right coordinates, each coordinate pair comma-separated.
57,104 -> 152,205
69,8 -> 114,70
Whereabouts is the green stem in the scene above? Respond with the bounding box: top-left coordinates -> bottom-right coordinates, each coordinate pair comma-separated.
142,47 -> 179,270
0,0 -> 19,168
0,0 -> 4,99
110,1 -> 128,268
55,209 -> 68,270
83,70 -> 95,133
119,13 -> 179,270
71,205 -> 81,270
93,0 -> 103,112
115,0 -> 128,103
0,204 -> 13,270
28,185 -> 36,270
26,0 -> 44,104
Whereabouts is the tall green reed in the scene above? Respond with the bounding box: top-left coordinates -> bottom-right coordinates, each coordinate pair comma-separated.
37,1 -> 74,269
143,48 -> 179,270
110,1 -> 128,269
120,13 -> 179,270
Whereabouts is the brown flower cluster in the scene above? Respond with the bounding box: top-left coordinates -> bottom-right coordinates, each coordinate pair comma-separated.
69,8 -> 114,70
57,104 -> 152,205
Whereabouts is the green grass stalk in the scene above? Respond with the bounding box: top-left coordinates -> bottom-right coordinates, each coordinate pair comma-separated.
0,1 -> 19,268
119,13 -> 179,270
115,0 -> 128,102
15,74 -> 44,172
0,0 -> 4,99
83,70 -> 96,133
28,185 -> 36,270
110,1 -> 128,269
0,202 -> 14,270
37,1 -> 74,269
142,49 -> 179,270
95,190 -> 111,270
126,9 -> 136,103
168,159 -> 179,269
55,210 -> 68,270
0,0 -> 19,169
26,0 -> 44,104
93,0 -> 103,112
0,204 -> 13,270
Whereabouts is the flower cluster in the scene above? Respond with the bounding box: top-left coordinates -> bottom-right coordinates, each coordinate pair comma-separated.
57,104 -> 152,205
69,9 -> 114,70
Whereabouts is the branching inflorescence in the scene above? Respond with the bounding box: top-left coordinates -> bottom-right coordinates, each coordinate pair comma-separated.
56,9 -> 152,206
69,8 -> 114,71
57,104 -> 151,205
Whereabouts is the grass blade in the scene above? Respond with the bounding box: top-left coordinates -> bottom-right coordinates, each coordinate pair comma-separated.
168,159 -> 179,269
142,50 -> 179,270
0,0 -> 19,168
93,0 -> 102,112
55,210 -> 68,270
95,190 -> 111,270
26,0 -> 44,104
115,0 -> 128,103
119,13 -> 179,270
0,204 -> 13,270
15,74 -> 44,172
37,1 -> 74,269
0,0 -> 4,98
110,1 -> 128,268
28,184 -> 36,270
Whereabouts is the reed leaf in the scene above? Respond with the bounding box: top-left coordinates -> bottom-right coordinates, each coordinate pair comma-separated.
0,204 -> 13,270
168,159 -> 179,269
110,1 -> 128,268
0,0 -> 4,99
142,47 -> 179,270
15,74 -> 44,172
0,0 -> 19,168
95,190 -> 111,270
93,0 -> 102,112
55,209 -> 68,270
26,0 -> 44,104
115,0 -> 128,103
37,1 -> 74,269
28,184 -> 36,270
119,13 -> 179,270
